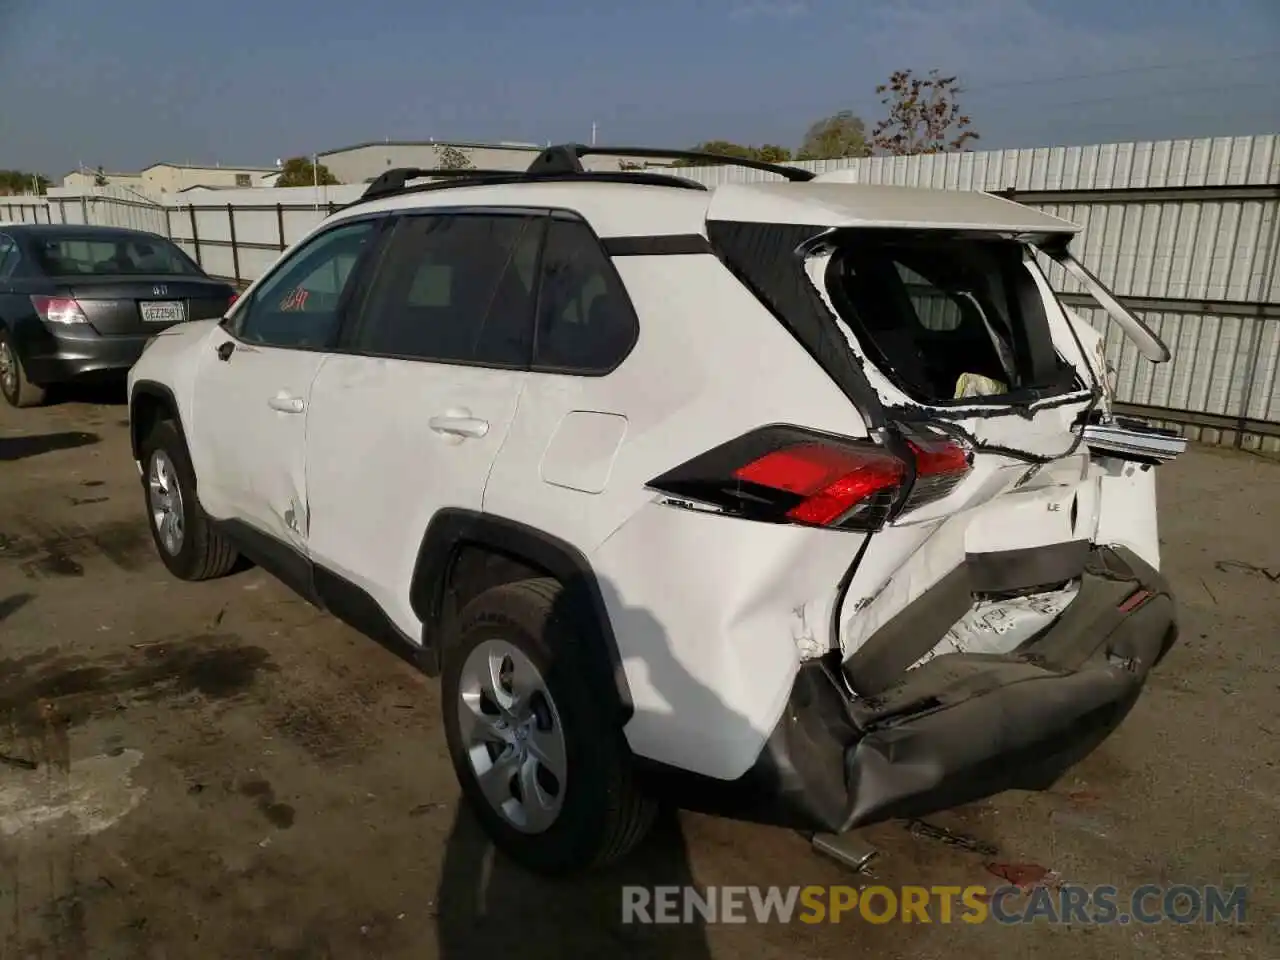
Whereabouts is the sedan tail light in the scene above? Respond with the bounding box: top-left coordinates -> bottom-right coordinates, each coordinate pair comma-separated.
31,295 -> 88,325
646,425 -> 971,531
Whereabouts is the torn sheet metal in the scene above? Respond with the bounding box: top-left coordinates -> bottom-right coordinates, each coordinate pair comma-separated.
911,582 -> 1080,667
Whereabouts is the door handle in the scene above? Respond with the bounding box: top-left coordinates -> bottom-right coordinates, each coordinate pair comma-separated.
268,394 -> 305,414
429,410 -> 489,439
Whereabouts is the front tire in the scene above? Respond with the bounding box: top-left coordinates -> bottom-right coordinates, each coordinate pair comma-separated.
442,578 -> 656,876
139,418 -> 239,581
0,328 -> 47,408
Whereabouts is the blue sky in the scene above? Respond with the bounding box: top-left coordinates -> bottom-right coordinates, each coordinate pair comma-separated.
1,0 -> 1277,176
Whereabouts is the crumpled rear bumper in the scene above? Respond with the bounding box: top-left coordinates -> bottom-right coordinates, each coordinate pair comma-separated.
687,544 -> 1177,835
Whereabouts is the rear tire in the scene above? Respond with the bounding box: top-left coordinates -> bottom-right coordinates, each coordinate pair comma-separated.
442,577 -> 656,876
0,328 -> 47,408
139,418 -> 239,581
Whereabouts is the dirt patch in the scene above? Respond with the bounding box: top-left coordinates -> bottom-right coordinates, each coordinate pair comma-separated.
0,634 -> 277,738
239,779 -> 297,829
0,518 -> 153,579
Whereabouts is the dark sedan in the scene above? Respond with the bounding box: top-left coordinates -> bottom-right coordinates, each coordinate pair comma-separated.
0,224 -> 236,407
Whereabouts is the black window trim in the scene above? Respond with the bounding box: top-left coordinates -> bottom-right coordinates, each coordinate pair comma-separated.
219,212 -> 396,354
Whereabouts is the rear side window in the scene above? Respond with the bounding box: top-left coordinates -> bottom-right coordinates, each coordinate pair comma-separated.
534,218 -> 638,373
354,214 -> 543,366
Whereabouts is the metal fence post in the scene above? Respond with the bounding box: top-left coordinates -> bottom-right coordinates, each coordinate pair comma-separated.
276,203 -> 286,251
227,204 -> 241,285
163,205 -> 172,239
1233,195 -> 1280,448
189,205 -> 202,267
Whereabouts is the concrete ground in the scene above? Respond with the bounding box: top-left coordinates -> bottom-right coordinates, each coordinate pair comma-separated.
0,390 -> 1276,960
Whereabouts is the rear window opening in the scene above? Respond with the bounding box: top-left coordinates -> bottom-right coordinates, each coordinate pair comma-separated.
821,232 -> 1078,405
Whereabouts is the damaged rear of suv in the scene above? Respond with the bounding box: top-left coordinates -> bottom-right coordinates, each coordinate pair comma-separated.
634,173 -> 1184,838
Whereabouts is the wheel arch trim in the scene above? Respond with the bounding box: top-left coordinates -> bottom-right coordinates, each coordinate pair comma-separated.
129,380 -> 189,467
410,508 -> 634,722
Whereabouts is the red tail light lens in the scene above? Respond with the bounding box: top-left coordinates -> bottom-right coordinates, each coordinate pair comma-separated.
648,425 -> 970,531
733,443 -> 906,526
227,293 -> 240,308
30,295 -> 88,325
901,435 -> 972,512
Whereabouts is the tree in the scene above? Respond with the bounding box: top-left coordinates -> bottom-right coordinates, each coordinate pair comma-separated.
434,145 -> 474,170
672,140 -> 794,166
276,156 -> 340,187
755,144 -> 794,163
871,69 -> 979,155
0,169 -> 50,195
796,111 -> 869,161
94,165 -> 109,186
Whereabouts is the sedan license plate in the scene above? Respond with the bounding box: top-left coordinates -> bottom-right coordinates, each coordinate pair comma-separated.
140,300 -> 186,324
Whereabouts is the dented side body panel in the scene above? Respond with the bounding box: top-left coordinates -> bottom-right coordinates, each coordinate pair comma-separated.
181,322 -> 323,556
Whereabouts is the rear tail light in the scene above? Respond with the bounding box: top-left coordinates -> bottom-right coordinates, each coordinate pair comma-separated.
647,425 -> 970,531
30,295 -> 88,325
900,435 -> 971,513
227,292 -> 240,308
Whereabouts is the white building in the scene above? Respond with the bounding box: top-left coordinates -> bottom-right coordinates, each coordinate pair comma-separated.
61,169 -> 147,192
141,162 -> 279,194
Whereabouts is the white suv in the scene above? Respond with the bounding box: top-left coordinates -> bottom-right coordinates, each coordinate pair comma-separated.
128,145 -> 1185,876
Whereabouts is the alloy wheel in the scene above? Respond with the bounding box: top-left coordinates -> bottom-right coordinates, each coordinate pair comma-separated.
147,449 -> 185,555
456,639 -> 568,834
0,339 -> 16,399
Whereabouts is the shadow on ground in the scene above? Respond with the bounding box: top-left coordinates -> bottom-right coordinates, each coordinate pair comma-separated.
0,431 -> 100,462
435,805 -> 711,959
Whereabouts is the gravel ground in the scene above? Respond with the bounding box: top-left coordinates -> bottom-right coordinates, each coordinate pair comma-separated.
1,390 -> 1277,959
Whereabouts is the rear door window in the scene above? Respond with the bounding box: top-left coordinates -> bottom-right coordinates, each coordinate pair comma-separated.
352,213 -> 544,367
534,218 -> 639,374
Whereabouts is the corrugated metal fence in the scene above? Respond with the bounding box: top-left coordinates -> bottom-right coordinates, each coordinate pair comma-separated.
4,135 -> 1277,448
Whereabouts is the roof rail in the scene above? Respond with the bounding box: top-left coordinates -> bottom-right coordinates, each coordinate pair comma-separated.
527,144 -> 816,182
361,167 -> 514,200
344,167 -> 712,212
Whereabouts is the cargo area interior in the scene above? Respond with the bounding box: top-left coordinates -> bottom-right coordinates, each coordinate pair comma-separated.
822,232 -> 1079,402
